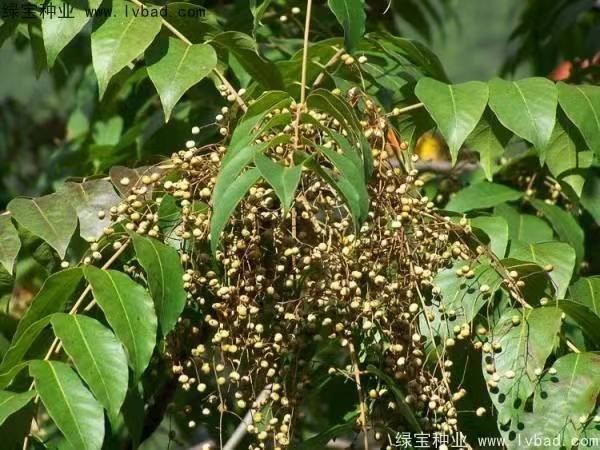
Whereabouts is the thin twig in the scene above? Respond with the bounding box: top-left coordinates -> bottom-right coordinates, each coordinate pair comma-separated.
348,342 -> 369,450
127,0 -> 247,112
293,0 -> 314,150
313,47 -> 344,87
388,102 -> 424,116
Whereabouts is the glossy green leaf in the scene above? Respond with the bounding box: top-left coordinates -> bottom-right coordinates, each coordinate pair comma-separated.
255,154 -> 303,215
84,267 -> 157,379
210,168 -> 261,255
228,91 -> 292,152
466,111 -> 511,180
12,268 -> 83,345
130,233 -> 187,335
494,204 -> 554,244
470,215 -> 509,258
0,390 -> 35,427
51,314 -> 128,423
91,0 -> 162,97
58,179 -> 121,242
558,82 -> 600,159
446,182 -> 522,213
0,215 -> 20,274
530,199 -> 584,266
0,318 -> 52,388
569,277 -> 600,317
488,77 -> 557,149
327,0 -> 366,51
211,32 -> 284,89
509,241 -> 575,299
543,117 -> 592,196
415,78 -> 488,162
425,263 -> 503,341
8,194 -> 78,259
484,307 -> 562,425
30,360 -> 104,450
522,353 -> 600,448
147,38 -> 217,121
42,0 -> 102,67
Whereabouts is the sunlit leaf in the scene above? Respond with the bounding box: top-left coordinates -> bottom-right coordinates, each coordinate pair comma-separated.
415,78 -> 488,163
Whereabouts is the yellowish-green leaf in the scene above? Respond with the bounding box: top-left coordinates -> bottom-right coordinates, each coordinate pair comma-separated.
146,38 -> 217,121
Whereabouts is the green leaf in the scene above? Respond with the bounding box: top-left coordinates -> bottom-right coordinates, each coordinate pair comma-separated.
228,91 -> 292,152
558,82 -> 600,159
84,267 -> 157,379
366,365 -> 422,433
255,154 -> 303,215
543,117 -> 592,196
327,0 -> 366,51
530,199 -> 584,266
446,182 -> 522,213
28,24 -> 48,78
425,262 -> 503,341
58,180 -> 121,242
249,0 -> 272,35
306,89 -> 362,139
91,0 -> 162,97
12,268 -> 83,345
319,145 -> 369,224
147,38 -> 217,121
509,241 -> 575,299
569,277 -> 600,317
0,216 -> 20,274
558,300 -> 600,345
51,314 -> 128,423
0,390 -> 35,427
210,168 -> 261,255
212,135 -> 290,223
470,215 -> 509,258
494,204 -> 554,244
42,0 -> 102,67
484,307 -> 562,425
294,151 -> 366,231
415,78 -> 488,163
211,32 -> 284,89
524,353 -> 600,448
466,110 -> 511,181
8,194 -> 78,259
488,77 -> 557,149
130,233 -> 187,335
30,360 -> 104,450
0,319 -> 52,388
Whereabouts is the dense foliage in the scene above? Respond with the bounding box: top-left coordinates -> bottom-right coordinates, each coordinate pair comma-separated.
1,1 -> 600,450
